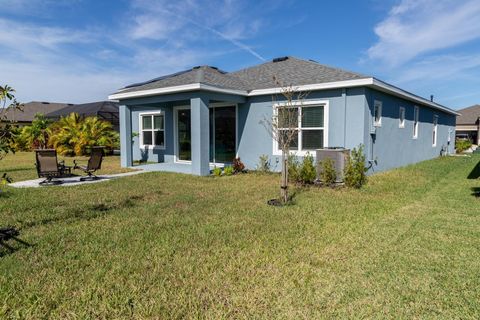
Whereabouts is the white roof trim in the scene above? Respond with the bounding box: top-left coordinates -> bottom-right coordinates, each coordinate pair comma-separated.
108,83 -> 248,100
370,79 -> 460,116
456,125 -> 478,131
109,77 -> 459,115
247,78 -> 374,96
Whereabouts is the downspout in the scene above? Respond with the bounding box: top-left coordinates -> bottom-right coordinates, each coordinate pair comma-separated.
367,89 -> 376,170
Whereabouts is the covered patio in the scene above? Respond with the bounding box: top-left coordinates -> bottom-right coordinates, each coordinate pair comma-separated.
118,90 -> 246,176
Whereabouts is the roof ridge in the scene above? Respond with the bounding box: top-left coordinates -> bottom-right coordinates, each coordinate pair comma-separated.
458,104 -> 480,111
292,56 -> 370,78
229,56 -> 369,78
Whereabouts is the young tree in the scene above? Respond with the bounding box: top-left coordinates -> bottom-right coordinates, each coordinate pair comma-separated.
21,113 -> 52,149
0,85 -> 22,160
262,77 -> 309,203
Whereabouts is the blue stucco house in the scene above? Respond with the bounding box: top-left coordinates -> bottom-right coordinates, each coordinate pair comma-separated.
109,56 -> 458,176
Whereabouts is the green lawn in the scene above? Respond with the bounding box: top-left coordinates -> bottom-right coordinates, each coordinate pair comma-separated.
0,155 -> 479,318
0,152 -> 134,182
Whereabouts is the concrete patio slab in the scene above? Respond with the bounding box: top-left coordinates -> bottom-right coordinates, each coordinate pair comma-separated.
10,170 -> 145,188
131,162 -> 217,175
9,162 -> 217,188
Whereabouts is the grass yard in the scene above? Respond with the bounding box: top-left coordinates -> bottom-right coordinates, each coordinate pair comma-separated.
0,152 -> 134,182
0,155 -> 479,318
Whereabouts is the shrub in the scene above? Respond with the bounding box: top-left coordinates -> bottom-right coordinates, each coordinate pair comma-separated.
212,167 -> 222,177
299,153 -> 316,184
256,154 -> 271,172
49,113 -> 119,156
319,157 -> 337,186
344,145 -> 367,188
19,113 -> 51,150
288,154 -> 301,183
0,173 -> 12,193
456,139 -> 472,153
224,166 -> 234,176
10,126 -> 29,151
232,157 -> 245,173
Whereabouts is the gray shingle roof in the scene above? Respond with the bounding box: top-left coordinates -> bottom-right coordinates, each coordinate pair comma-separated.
46,101 -> 119,118
457,104 -> 480,125
120,56 -> 369,93
2,101 -> 119,124
2,101 -> 72,122
229,57 -> 369,90
121,66 -> 249,94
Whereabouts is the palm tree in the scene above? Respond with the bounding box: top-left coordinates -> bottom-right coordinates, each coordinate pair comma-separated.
20,113 -> 51,149
77,116 -> 119,155
48,112 -> 82,156
48,113 -> 119,156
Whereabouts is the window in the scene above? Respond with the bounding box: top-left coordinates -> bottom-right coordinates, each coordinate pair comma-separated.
277,107 -> 299,150
140,113 -> 165,148
373,100 -> 382,127
413,106 -> 419,139
399,107 -> 405,128
275,103 -> 327,153
432,115 -> 438,146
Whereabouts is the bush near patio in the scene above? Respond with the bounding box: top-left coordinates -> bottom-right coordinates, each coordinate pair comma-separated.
48,113 -> 119,156
0,155 -> 479,318
10,112 -> 119,156
14,113 -> 51,151
456,139 -> 473,153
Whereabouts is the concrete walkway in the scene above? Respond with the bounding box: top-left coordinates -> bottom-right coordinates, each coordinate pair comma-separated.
10,170 -> 145,188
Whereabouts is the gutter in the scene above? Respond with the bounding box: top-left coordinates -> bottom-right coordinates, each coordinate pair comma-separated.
108,78 -> 460,116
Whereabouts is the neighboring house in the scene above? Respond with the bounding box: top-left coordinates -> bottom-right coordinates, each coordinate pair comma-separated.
109,56 -> 458,176
46,101 -> 120,131
3,101 -> 119,130
456,104 -> 480,145
3,101 -> 73,126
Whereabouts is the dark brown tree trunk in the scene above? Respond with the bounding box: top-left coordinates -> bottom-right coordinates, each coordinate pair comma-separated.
280,152 -> 288,203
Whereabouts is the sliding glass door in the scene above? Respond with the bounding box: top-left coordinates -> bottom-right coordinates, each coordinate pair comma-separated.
176,106 -> 236,163
210,106 -> 236,163
177,109 -> 191,161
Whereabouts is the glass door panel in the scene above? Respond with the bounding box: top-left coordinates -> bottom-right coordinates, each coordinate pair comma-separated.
177,109 -> 191,161
213,107 -> 236,163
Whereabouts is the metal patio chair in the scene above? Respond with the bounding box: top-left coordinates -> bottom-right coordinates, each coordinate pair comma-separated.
74,146 -> 104,181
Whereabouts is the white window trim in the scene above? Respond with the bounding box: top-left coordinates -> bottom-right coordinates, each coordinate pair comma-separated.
413,105 -> 419,139
173,103 -> 239,165
272,100 -> 329,156
139,111 -> 166,150
399,106 -> 405,128
208,102 -> 239,165
373,100 -> 382,127
432,114 -> 438,147
173,105 -> 190,163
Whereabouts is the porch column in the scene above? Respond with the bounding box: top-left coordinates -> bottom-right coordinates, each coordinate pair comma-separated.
477,117 -> 480,145
119,104 -> 133,167
190,96 -> 210,176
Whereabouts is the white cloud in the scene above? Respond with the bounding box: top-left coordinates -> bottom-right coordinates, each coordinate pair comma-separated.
0,19 -> 90,55
393,54 -> 480,84
1,0 -> 83,17
0,60 -> 132,104
368,0 -> 480,67
128,0 -> 266,60
0,0 -> 291,103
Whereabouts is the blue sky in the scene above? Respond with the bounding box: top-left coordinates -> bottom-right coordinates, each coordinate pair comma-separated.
2,0 -> 480,110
